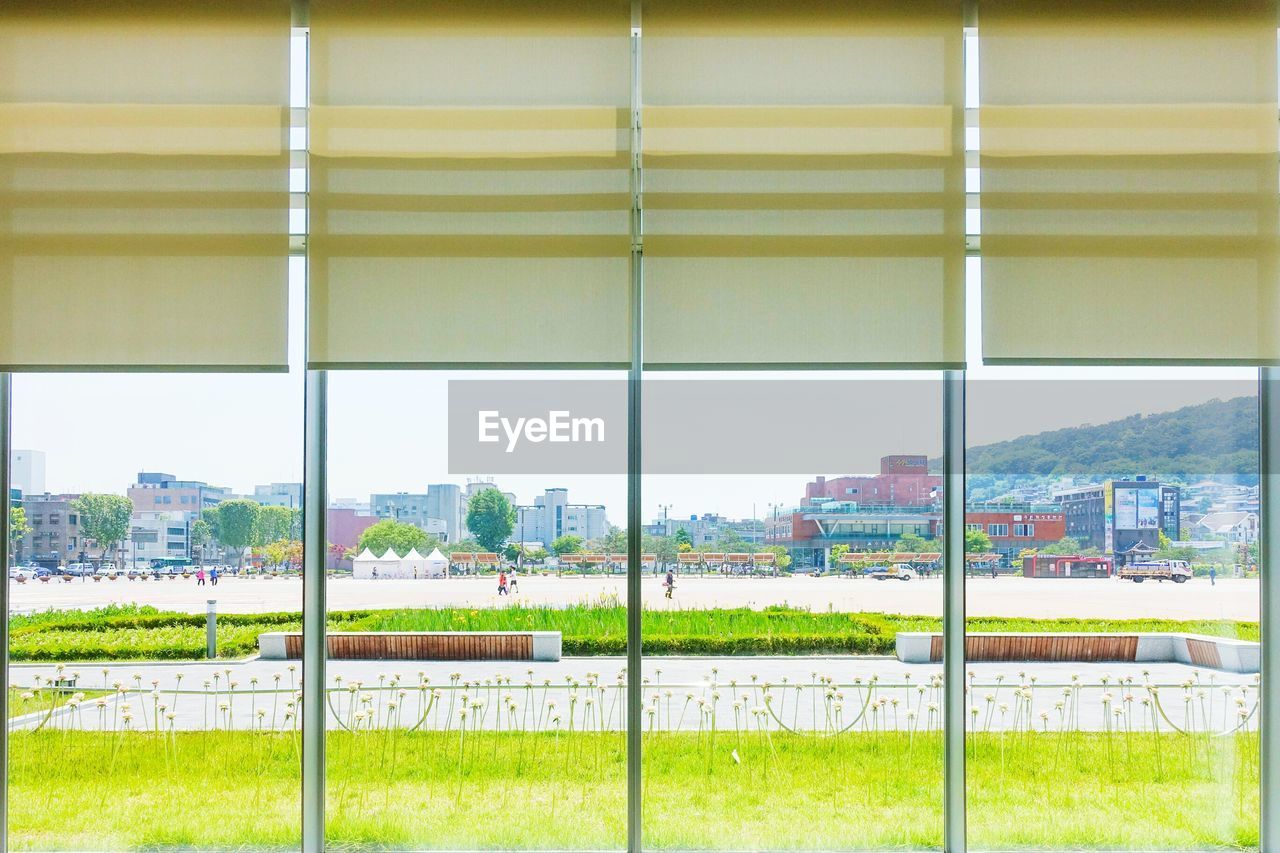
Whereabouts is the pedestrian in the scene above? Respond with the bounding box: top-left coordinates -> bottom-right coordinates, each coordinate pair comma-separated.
498,570 -> 508,596
991,563 -> 997,579
664,569 -> 675,600
509,572 -> 519,594
196,567 -> 206,587
372,566 -> 378,580
210,566 -> 219,586
1209,566 -> 1217,586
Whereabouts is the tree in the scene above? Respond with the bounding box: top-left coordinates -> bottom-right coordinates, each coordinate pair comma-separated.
601,526 -> 627,554
254,504 -> 294,547
897,532 -> 932,553
358,519 -> 438,558
674,527 -> 692,549
9,506 -> 31,563
829,543 -> 850,569
964,528 -> 993,554
715,527 -> 747,552
1046,536 -> 1083,555
551,534 -> 583,556
264,539 -> 303,569
524,546 -> 549,563
763,544 -> 792,572
212,499 -> 260,570
465,488 -> 515,552
643,534 -> 677,569
72,493 -> 133,568
189,518 -> 213,567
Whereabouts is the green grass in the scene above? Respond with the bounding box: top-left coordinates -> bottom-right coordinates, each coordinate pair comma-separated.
8,729 -> 1257,850
7,603 -> 1258,662
7,687 -> 110,719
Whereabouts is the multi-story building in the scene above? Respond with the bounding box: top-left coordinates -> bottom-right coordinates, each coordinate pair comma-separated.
425,483 -> 465,543
19,493 -> 82,566
962,503 -> 1066,563
254,482 -> 303,509
645,513 -> 765,547
10,449 -> 46,496
125,511 -> 190,566
128,473 -> 231,519
1055,479 -> 1181,564
782,503 -> 939,570
517,488 -> 608,547
804,455 -> 941,508
371,492 -> 434,527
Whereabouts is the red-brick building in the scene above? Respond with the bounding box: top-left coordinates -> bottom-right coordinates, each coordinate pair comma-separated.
804,455 -> 941,507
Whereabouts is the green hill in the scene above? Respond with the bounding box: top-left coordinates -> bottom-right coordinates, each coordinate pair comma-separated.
958,395 -> 1258,483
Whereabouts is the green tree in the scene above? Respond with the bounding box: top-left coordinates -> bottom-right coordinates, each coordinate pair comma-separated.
9,506 -> 32,562
763,544 -> 792,572
643,534 -> 677,569
829,543 -> 850,569
601,526 -> 627,554
465,488 -> 515,552
358,519 -> 438,558
525,547 -> 549,563
71,493 -> 133,567
254,504 -> 294,547
1046,536 -> 1083,554
964,528 -> 993,554
212,499 -> 261,570
897,532 -> 931,553
189,518 -> 213,567
674,527 -> 692,548
551,534 -> 583,556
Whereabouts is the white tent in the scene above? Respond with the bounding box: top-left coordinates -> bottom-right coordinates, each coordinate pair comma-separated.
401,547 -> 427,579
377,548 -> 406,578
352,547 -> 381,579
423,547 -> 449,578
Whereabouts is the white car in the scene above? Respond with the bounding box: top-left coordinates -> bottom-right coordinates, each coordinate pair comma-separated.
9,566 -> 35,581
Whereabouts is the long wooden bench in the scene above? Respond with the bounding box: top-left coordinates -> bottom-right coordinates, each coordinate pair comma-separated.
258,631 -> 561,662
895,632 -> 1257,673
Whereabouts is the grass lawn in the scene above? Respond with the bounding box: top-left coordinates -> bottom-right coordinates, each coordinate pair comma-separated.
8,687 -> 110,719
8,603 -> 1259,661
8,729 -> 1257,850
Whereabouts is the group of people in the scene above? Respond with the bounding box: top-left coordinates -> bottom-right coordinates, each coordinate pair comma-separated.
496,571 -> 519,595
195,567 -> 218,586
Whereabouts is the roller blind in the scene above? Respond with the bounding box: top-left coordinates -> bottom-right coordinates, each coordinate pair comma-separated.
641,0 -> 965,368
0,1 -> 290,371
308,0 -> 632,369
980,1 -> 1279,364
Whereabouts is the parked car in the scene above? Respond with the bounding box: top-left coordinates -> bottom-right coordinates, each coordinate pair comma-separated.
9,566 -> 35,581
94,565 -> 118,577
867,563 -> 918,581
64,562 -> 94,576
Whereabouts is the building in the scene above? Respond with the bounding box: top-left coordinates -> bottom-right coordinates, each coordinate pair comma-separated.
18,493 -> 82,566
1195,511 -> 1259,544
125,511 -> 190,566
10,449 -> 46,496
646,513 -> 765,548
963,503 -> 1067,563
128,473 -> 231,519
804,455 -> 941,508
425,483 -> 465,543
326,508 -> 379,569
254,482 -> 303,509
783,503 -> 939,570
517,488 -> 608,547
1055,479 -> 1181,564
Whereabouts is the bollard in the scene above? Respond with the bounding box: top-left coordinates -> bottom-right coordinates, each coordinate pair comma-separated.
206,599 -> 217,659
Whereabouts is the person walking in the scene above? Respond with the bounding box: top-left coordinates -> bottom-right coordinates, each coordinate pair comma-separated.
209,566 -> 219,586
498,570 -> 508,596
1209,566 -> 1217,586
664,569 -> 675,600
196,567 -> 206,587
509,572 -> 519,594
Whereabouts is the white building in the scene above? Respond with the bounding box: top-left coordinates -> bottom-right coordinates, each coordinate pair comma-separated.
1195,511 -> 1259,544
255,482 -> 303,509
425,483 -> 465,543
126,511 -> 190,566
10,449 -> 46,495
516,488 -> 608,547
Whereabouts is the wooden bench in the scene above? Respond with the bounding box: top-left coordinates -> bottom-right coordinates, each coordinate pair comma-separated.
896,632 -> 1257,673
258,631 -> 561,662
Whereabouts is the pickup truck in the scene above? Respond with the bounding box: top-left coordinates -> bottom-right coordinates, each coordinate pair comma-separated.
867,563 -> 918,581
1118,560 -> 1192,584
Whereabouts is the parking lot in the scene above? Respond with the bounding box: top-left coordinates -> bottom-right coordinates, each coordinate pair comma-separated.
8,573 -> 1260,621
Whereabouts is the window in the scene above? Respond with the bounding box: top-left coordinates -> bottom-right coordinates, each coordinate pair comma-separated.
1013,523 -> 1034,537
987,524 -> 1008,537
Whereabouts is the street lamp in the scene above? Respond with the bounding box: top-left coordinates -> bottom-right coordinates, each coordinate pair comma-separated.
659,504 -> 672,574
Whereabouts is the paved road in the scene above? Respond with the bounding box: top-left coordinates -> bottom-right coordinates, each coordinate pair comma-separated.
9,574 -> 1260,621
10,657 -> 1254,734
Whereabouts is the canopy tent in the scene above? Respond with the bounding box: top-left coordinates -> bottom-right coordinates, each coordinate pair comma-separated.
354,547 -> 407,579
423,548 -> 449,578
401,548 -> 428,579
352,547 -> 381,579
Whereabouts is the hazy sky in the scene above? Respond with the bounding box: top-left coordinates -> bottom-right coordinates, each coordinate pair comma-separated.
11,258 -> 1256,526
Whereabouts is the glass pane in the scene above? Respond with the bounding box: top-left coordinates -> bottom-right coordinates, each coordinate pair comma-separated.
6,265 -> 306,850
323,370 -> 627,849
641,372 -> 946,850
964,372 -> 1260,850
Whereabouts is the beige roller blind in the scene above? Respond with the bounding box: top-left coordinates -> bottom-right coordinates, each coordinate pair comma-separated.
0,1 -> 290,371
309,0 -> 632,369
980,1 -> 1279,364
642,0 -> 965,368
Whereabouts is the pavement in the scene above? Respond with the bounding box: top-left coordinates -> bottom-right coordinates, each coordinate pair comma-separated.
7,574 -> 1261,621
10,657 -> 1255,734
